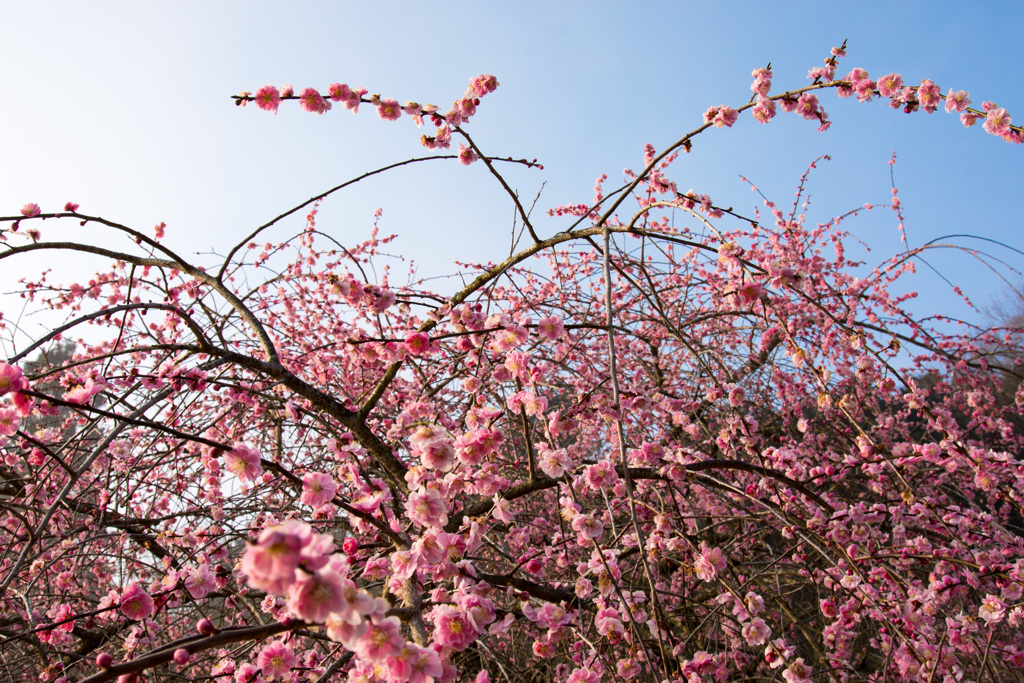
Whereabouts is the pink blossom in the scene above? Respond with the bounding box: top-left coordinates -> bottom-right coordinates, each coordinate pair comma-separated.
404,332 -> 432,356
327,82 -> 348,101
257,640 -> 297,680
536,316 -> 565,341
917,79 -> 941,113
736,282 -> 762,306
713,106 -> 738,127
433,604 -> 479,651
693,542 -> 727,581
63,376 -> 100,405
458,143 -> 478,165
795,93 -> 819,120
64,201 -> 79,212
469,74 -> 499,96
877,73 -> 903,98
571,513 -> 604,541
406,487 -> 448,527
945,89 -> 971,113
301,472 -> 338,507
376,98 -> 401,121
288,568 -> 347,623
752,96 -> 776,124
742,617 -> 771,645
241,520 -> 331,594
538,447 -> 572,478
782,657 -> 812,683
961,111 -> 982,128
20,203 -> 41,217
119,583 -> 155,620
278,84 -> 294,97
298,87 -> 330,114
419,439 -> 455,471
979,594 -> 1006,624
584,459 -> 619,489
223,442 -> 263,482
566,668 -> 600,683
983,107 -> 1011,136
0,408 -> 20,437
355,615 -> 404,663
184,564 -> 216,599
254,85 -> 281,113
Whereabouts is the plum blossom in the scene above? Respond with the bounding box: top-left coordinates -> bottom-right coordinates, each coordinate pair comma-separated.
184,563 -> 216,599
795,93 -> 819,120
571,513 -> 604,541
458,143 -> 478,165
536,316 -> 565,341
979,594 -> 1006,624
406,487 -> 448,527
299,87 -> 330,114
241,520 -> 333,595
119,583 -> 155,620
257,640 -> 297,680
752,96 -> 776,124
433,604 -> 479,651
693,543 -> 727,581
917,79 -> 941,113
223,442 -> 263,482
742,617 -> 771,645
584,460 -> 619,489
376,97 -> 402,121
254,85 -> 281,113
355,616 -> 404,663
538,447 -> 572,478
21,203 -> 41,217
63,376 -> 101,405
945,89 -> 971,113
782,658 -> 813,683
404,332 -> 432,356
300,472 -> 338,507
983,107 -> 1011,136
0,363 -> 24,395
288,568 -> 347,623
0,408 -> 20,437
877,73 -> 903,98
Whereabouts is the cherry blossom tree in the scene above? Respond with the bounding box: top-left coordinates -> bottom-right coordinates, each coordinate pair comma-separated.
2,44 -> 1024,683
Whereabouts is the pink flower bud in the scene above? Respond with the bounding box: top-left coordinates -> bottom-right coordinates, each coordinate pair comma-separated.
173,648 -> 190,665
95,652 -> 113,668
196,618 -> 216,635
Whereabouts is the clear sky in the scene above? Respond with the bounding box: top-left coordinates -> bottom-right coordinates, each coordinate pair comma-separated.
3,1 -> 1022,350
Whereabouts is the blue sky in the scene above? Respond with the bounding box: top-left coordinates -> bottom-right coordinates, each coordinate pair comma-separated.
3,1 -> 1023,349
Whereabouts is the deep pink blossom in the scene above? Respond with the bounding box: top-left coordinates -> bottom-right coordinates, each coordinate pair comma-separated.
257,640 -> 297,680
299,87 -> 330,114
458,143 -> 478,165
376,98 -> 401,121
404,332 -> 431,356
254,85 -> 281,113
119,583 -> 155,620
